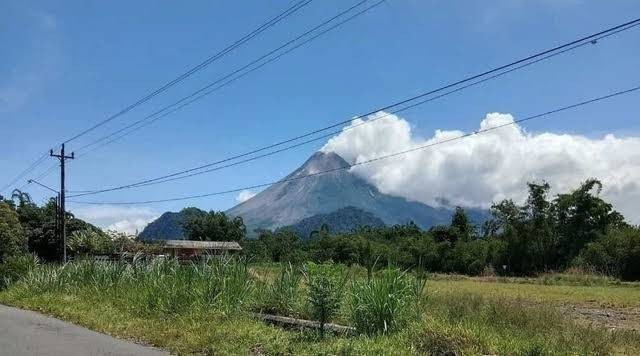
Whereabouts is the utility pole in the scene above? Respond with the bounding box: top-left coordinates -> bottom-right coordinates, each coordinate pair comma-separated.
50,144 -> 74,262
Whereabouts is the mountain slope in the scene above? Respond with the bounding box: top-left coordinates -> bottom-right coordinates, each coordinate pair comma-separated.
227,151 -> 484,234
137,207 -> 204,240
279,206 -> 386,239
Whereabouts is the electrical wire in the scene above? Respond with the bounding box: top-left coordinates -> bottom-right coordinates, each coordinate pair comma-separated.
73,0 -> 382,156
67,19 -> 640,197
67,84 -> 640,205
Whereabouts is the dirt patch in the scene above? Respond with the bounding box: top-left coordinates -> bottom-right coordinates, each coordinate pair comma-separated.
560,305 -> 640,331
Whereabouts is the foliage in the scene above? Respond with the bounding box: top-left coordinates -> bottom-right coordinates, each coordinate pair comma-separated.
249,229 -> 303,263
183,210 -> 245,241
68,228 -> 114,256
553,178 -> 626,264
349,268 -> 423,335
0,202 -> 27,260
576,227 -> 640,281
0,254 -> 38,289
303,262 -> 346,337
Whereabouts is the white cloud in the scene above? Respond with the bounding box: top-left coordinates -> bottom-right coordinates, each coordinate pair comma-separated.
235,190 -> 257,203
322,112 -> 640,223
71,205 -> 158,235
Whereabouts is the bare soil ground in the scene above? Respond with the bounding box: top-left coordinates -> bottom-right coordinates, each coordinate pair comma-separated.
562,305 -> 640,331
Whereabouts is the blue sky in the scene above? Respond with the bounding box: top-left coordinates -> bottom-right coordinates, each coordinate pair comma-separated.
2,0 -> 639,232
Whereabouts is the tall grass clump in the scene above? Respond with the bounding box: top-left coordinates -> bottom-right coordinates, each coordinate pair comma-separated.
303,262 -> 346,338
11,255 -> 255,316
258,263 -> 302,316
0,254 -> 38,289
349,268 -> 423,335
193,256 -> 254,312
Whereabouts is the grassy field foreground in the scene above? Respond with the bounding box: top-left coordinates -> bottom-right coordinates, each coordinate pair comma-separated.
1,260 -> 639,355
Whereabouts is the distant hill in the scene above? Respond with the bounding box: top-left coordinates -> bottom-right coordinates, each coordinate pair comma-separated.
137,207 -> 204,240
280,206 -> 385,239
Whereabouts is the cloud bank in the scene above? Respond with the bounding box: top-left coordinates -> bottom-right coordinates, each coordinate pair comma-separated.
236,190 -> 257,203
321,112 -> 640,223
72,205 -> 158,235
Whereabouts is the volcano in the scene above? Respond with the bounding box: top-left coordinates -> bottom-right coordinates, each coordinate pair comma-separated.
139,151 -> 487,239
226,151 -> 481,234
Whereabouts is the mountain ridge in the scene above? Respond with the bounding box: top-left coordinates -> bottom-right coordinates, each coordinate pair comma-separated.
279,206 -> 386,239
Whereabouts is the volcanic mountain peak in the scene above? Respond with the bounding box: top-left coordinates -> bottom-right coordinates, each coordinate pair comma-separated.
226,150 -> 486,235
293,151 -> 350,176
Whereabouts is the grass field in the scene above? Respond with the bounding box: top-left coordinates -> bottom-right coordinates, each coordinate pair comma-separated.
1,260 -> 639,355
427,276 -> 640,308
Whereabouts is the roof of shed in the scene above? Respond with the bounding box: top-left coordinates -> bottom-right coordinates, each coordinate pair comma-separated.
161,240 -> 242,250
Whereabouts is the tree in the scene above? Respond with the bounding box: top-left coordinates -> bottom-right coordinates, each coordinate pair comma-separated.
10,189 -> 31,207
17,198 -> 59,261
68,229 -> 115,256
553,179 -> 625,264
522,182 -> 556,271
0,202 -> 27,260
257,229 -> 301,262
488,183 -> 556,274
450,206 -> 474,241
183,211 -> 246,241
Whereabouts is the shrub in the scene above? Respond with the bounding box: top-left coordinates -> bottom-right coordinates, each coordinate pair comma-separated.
303,262 -> 346,337
349,268 -> 423,335
68,229 -> 115,256
576,227 -> 640,281
0,254 -> 38,289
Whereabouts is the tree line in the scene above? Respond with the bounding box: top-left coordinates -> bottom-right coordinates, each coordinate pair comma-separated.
2,179 -> 639,280
243,179 -> 640,281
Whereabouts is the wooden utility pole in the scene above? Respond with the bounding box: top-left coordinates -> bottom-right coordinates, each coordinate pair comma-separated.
50,144 -> 74,262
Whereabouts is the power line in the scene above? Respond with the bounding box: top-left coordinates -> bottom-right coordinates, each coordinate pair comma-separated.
67,18 -> 640,198
2,0 -> 312,195
67,84 -> 640,205
63,0 -> 313,145
1,152 -> 50,194
73,0 -> 382,156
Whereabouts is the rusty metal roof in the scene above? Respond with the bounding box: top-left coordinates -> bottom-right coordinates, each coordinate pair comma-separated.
161,240 -> 242,250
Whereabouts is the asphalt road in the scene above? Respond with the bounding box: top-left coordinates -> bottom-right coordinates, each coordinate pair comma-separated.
0,305 -> 169,356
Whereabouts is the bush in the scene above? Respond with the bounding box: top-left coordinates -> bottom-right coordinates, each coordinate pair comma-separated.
0,254 -> 38,289
349,268 -> 423,335
303,262 -> 346,337
68,229 -> 115,256
576,227 -> 640,281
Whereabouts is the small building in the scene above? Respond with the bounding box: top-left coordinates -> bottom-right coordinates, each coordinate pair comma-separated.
160,240 -> 242,259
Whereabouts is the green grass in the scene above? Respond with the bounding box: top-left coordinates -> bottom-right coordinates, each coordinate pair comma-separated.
1,260 -> 639,355
426,278 -> 640,308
